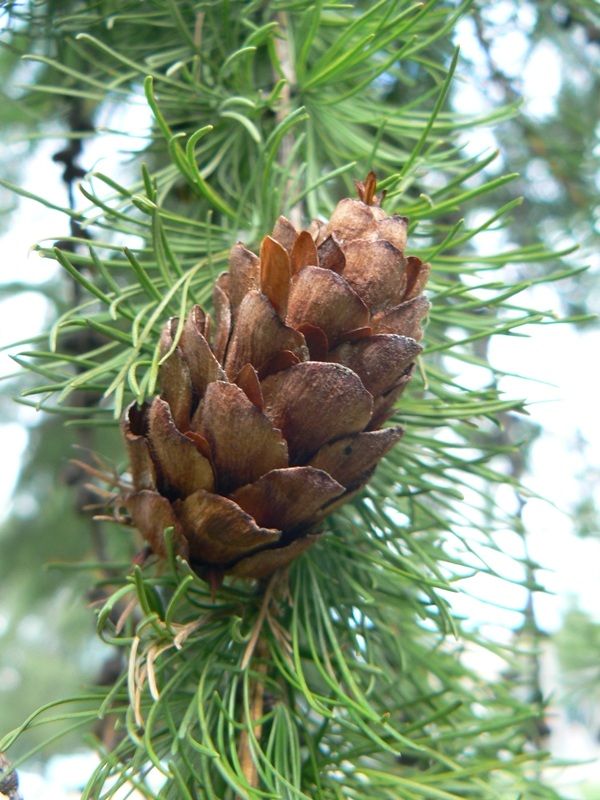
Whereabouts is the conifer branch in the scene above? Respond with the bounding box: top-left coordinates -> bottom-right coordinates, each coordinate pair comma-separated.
0,3 -> 584,798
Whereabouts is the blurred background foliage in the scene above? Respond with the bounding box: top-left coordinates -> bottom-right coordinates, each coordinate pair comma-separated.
0,0 -> 598,795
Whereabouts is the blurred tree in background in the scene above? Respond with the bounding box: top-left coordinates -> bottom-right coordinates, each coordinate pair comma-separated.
0,0 -> 598,797
459,2 -> 599,315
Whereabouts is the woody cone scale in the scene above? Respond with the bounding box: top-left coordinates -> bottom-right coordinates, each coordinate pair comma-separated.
123,174 -> 430,579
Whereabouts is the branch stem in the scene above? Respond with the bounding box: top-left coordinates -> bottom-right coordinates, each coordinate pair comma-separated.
237,576 -> 278,794
274,12 -> 302,228
238,654 -> 267,795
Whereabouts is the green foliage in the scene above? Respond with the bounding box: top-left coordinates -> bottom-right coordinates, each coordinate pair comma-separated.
0,0 -> 589,796
2,531 -> 561,799
555,607 -> 600,709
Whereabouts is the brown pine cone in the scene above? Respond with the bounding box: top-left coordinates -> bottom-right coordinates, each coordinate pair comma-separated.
122,174 -> 430,579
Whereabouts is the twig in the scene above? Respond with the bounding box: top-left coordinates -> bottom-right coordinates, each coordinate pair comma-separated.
192,11 -> 205,83
471,10 -> 520,103
54,100 -> 114,573
241,574 -> 277,670
238,653 -> 267,796
237,575 -> 279,794
274,12 -> 303,228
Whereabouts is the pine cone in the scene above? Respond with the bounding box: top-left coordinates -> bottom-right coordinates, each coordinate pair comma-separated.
123,174 -> 430,579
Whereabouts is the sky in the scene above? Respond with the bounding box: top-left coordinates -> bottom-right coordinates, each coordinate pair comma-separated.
0,3 -> 599,796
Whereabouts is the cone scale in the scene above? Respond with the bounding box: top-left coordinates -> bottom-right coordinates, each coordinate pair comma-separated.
123,175 -> 430,579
